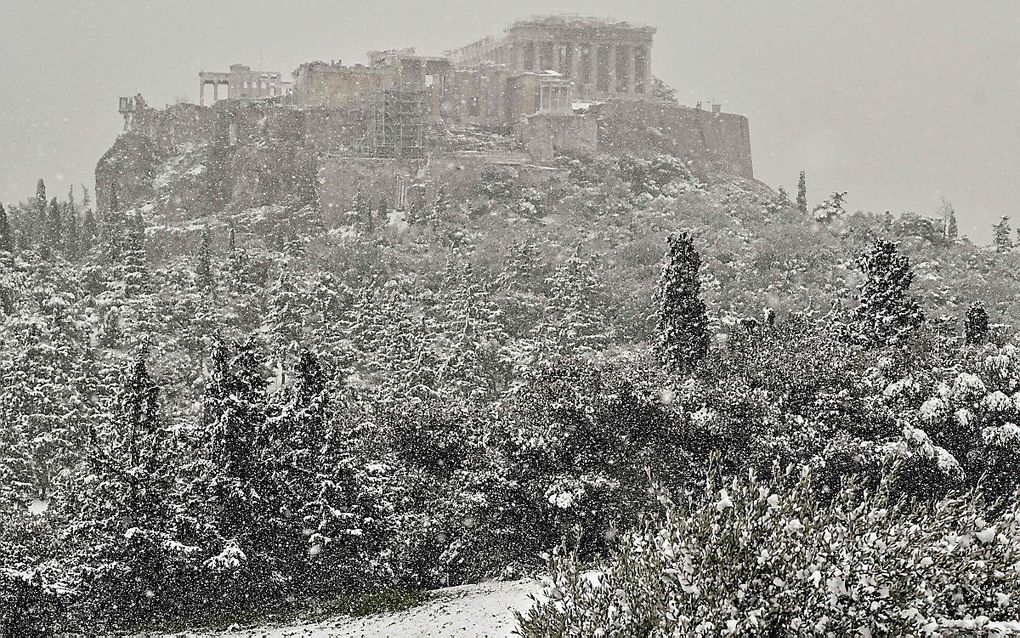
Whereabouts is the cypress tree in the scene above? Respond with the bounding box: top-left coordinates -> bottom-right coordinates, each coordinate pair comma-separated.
947,210 -> 958,240
0,202 -> 12,254
656,232 -> 710,374
964,302 -> 989,345
851,240 -> 924,347
197,224 -> 214,290
35,179 -> 47,216
375,195 -> 389,231
993,216 -> 1012,253
46,197 -> 62,253
796,171 -> 808,214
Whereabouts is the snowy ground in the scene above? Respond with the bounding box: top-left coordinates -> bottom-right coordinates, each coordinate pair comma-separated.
168,579 -> 542,638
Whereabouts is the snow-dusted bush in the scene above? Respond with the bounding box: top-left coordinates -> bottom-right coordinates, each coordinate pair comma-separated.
518,469 -> 1020,637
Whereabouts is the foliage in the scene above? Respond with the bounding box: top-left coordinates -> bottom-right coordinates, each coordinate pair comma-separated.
656,233 -> 709,374
518,468 -> 1020,637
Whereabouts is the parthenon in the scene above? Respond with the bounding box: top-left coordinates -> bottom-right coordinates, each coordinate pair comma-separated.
446,15 -> 655,101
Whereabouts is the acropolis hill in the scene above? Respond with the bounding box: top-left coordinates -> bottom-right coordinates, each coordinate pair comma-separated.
96,15 -> 754,220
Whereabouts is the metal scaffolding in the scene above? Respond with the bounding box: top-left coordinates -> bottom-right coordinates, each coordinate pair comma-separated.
363,88 -> 427,158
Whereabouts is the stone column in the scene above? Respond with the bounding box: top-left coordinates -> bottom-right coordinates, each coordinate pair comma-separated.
569,44 -> 580,84
626,46 -> 636,94
213,82 -> 219,102
588,43 -> 598,91
643,46 -> 653,94
552,42 -> 561,73
200,80 -> 205,106
513,43 -> 524,73
532,41 -> 540,72
607,45 -> 618,94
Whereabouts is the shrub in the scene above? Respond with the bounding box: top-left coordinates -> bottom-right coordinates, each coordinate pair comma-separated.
518,468 -> 1020,637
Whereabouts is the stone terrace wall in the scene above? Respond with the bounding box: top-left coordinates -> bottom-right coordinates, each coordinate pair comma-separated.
592,101 -> 753,179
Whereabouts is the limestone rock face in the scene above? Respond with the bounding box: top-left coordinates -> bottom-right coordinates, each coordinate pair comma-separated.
94,132 -> 162,212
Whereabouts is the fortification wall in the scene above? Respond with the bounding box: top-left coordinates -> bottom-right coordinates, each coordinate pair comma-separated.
592,101 -> 753,179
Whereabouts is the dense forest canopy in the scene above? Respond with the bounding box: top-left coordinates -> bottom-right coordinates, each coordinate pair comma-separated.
3,152 -> 1020,634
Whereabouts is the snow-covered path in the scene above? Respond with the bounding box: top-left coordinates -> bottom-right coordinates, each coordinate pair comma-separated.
179,579 -> 542,638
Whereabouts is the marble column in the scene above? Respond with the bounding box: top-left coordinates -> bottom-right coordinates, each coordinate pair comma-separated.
625,46 -> 636,94
532,41 -> 540,72
569,44 -> 580,83
588,43 -> 598,91
200,81 -> 205,106
607,45 -> 617,94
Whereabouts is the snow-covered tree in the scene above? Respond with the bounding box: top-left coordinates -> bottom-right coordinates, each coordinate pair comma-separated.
796,171 -> 807,213
656,233 -> 709,374
850,240 -> 923,347
812,191 -> 846,223
964,301 -> 989,345
993,215 -> 1012,252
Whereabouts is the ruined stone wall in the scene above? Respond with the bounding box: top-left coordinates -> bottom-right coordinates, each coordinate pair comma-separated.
592,101 -> 753,179
518,113 -> 598,161
291,63 -> 400,109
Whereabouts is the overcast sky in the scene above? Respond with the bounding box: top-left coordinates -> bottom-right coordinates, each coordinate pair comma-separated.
1,0 -> 1018,241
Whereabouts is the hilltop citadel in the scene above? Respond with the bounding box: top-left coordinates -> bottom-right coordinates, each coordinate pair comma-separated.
100,16 -> 754,218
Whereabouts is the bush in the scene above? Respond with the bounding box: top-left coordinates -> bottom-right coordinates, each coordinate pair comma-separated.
518,468 -> 1020,636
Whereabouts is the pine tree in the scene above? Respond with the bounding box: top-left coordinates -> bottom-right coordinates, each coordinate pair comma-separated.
947,210 -> 959,240
964,301 -> 989,345
71,350 -> 182,624
656,232 -> 710,373
82,208 -> 98,247
993,216 -> 1012,253
850,240 -> 924,347
812,191 -> 847,223
796,171 -> 808,214
0,203 -> 13,254
102,211 -> 126,264
123,210 -> 148,297
202,336 -> 270,554
197,224 -> 214,290
64,207 -> 80,260
45,198 -> 62,256
776,186 -> 790,207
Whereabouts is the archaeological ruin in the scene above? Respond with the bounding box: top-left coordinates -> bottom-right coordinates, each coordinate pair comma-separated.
103,15 -> 754,217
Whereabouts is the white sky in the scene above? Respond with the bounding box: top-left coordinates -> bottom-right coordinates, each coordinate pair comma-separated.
1,0 -> 1018,241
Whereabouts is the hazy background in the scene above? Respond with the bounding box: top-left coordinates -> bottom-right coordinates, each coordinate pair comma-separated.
1,0 -> 1018,241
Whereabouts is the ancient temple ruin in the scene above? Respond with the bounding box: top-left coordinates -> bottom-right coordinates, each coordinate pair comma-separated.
447,15 -> 655,101
109,15 -> 754,216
